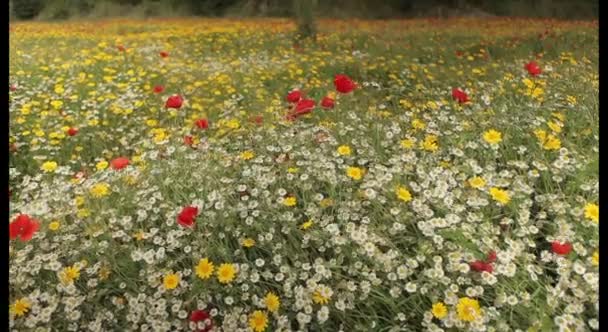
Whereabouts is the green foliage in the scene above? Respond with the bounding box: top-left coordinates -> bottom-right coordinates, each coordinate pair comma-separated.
12,0 -> 44,19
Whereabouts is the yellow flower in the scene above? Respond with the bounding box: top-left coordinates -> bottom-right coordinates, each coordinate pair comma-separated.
412,119 -> 426,130
456,297 -> 482,322
287,167 -> 299,173
300,220 -> 314,230
283,197 -> 297,207
422,135 -> 439,152
133,230 -> 145,241
48,221 -> 61,231
77,209 -> 90,218
41,161 -> 58,173
542,135 -> 561,150
346,166 -> 364,180
240,150 -> 255,160
99,265 -> 111,280
10,298 -> 31,317
264,292 -> 280,312
312,285 -> 333,305
163,273 -> 180,290
242,238 -> 256,248
396,187 -> 412,202
566,95 -> 577,105
196,258 -> 215,280
534,129 -> 547,142
547,120 -> 562,133
226,119 -> 240,129
483,129 -> 502,145
75,196 -> 85,206
592,251 -> 599,266
320,198 -> 334,208
96,160 -> 109,171
584,203 -> 599,223
400,138 -> 415,149
59,265 -> 81,285
468,177 -> 486,189
489,187 -> 510,205
217,263 -> 237,284
248,310 -> 268,332
337,145 -> 352,156
89,183 -> 111,198
431,302 -> 448,319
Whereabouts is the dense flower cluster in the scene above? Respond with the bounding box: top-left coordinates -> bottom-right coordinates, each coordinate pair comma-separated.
9,18 -> 598,331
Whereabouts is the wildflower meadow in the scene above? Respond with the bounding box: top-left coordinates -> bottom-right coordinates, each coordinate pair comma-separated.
9,18 -> 598,331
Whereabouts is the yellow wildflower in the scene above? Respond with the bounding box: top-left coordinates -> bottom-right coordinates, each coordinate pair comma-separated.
217,263 -> 237,284
196,258 -> 215,280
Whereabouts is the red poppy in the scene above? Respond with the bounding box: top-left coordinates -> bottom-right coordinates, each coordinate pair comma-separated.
286,90 -> 302,103
67,127 -> 78,136
195,119 -> 209,130
470,260 -> 493,273
525,61 -> 542,76
486,250 -> 497,263
184,135 -> 194,146
452,88 -> 470,104
153,85 -> 165,94
250,115 -> 263,125
551,241 -> 572,256
455,50 -> 463,57
9,143 -> 17,153
9,214 -> 40,242
334,74 -> 357,94
160,51 -> 169,58
117,45 -> 126,52
320,96 -> 335,109
110,157 -> 130,170
190,309 -> 213,332
177,206 -> 198,228
165,95 -> 183,109
295,99 -> 315,114
10,85 -> 16,91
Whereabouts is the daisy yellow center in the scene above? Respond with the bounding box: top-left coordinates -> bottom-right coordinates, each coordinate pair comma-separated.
242,238 -> 256,248
431,302 -> 448,319
400,138 -> 415,149
592,251 -> 599,266
196,258 -> 215,279
41,161 -> 58,173
217,263 -> 236,284
48,221 -> 61,231
264,292 -> 280,312
59,266 -> 81,285
584,203 -> 599,223
346,167 -> 364,180
489,187 -> 510,205
456,297 -> 482,322
163,273 -> 180,290
397,187 -> 412,202
89,183 -> 111,198
240,151 -> 255,160
337,145 -> 352,156
10,298 -> 31,317
483,129 -> 502,144
283,197 -> 297,207
249,310 -> 268,332
468,177 -> 486,189
300,220 -> 314,230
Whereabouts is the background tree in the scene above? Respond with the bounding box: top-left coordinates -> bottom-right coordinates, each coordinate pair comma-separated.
293,0 -> 316,41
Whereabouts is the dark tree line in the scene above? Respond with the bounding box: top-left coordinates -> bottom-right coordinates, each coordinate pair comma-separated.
10,0 -> 598,20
